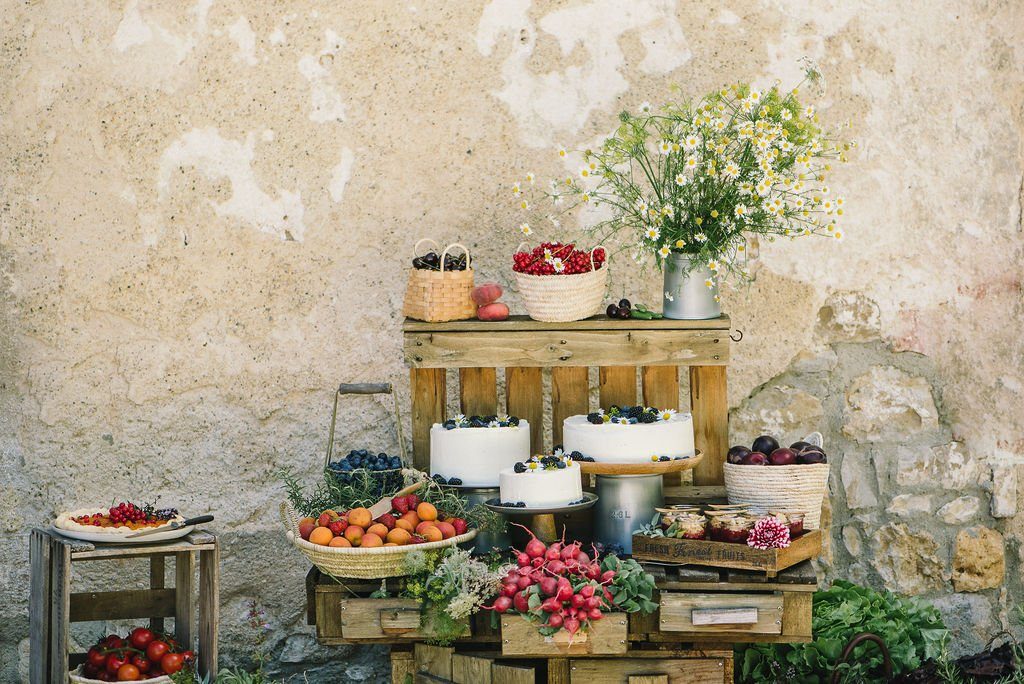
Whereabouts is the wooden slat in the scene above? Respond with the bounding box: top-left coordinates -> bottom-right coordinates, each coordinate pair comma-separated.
30,530 -> 52,684
689,366 -> 728,486
506,367 -> 544,454
664,484 -> 727,505
315,588 -> 344,639
415,643 -> 455,679
655,581 -> 816,593
632,529 -> 822,573
406,330 -> 728,368
629,677 -> 669,684
403,314 -> 732,332
501,613 -> 628,656
551,367 -> 588,447
459,367 -> 497,416
411,368 -> 446,472
70,589 -> 176,621
452,653 -> 494,684
642,366 -> 679,410
782,591 -> 813,639
660,593 -> 782,635
547,658 -> 571,684
174,551 -> 195,652
150,555 -> 166,633
70,540 -> 215,560
392,648 -> 417,684
568,658 -> 726,684
50,541 -> 71,684
198,545 -> 219,678
492,663 -> 535,684
599,366 -> 637,409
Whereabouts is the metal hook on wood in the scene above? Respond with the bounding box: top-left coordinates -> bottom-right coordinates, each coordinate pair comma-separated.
729,329 -> 744,342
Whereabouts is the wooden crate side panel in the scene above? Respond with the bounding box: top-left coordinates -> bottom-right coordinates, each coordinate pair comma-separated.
340,599 -> 469,640
150,555 -> 166,634
30,530 -> 52,684
551,367 -> 589,447
174,551 -> 196,651
659,593 -> 783,635
198,545 -> 220,678
70,589 -> 177,621
568,657 -> 726,684
782,591 -> 813,639
506,367 -> 545,455
492,663 -> 536,684
392,649 -> 417,684
459,368 -> 498,416
415,643 -> 455,679
452,653 -> 494,684
500,613 -> 628,656
411,368 -> 447,471
50,542 -> 72,684
599,366 -> 637,409
406,330 -> 728,369
689,366 -> 727,486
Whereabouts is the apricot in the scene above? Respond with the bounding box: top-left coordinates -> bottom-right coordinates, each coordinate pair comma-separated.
347,507 -> 372,528
415,521 -> 438,535
395,519 -> 415,533
328,536 -> 352,548
400,511 -> 420,528
386,528 -> 411,545
416,502 -> 438,522
434,522 -> 456,539
298,517 -> 317,540
367,523 -> 389,539
344,525 -> 364,546
308,527 -> 334,546
361,532 -> 384,548
384,542 -> 398,547
420,526 -> 443,543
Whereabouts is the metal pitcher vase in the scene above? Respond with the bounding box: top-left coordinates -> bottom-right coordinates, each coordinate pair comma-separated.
662,251 -> 721,320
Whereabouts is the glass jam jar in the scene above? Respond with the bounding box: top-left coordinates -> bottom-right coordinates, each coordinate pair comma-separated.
707,513 -> 754,543
770,511 -> 805,538
673,513 -> 708,540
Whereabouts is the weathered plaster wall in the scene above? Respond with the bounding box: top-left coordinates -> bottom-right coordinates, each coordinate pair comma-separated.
1,1 -> 1022,679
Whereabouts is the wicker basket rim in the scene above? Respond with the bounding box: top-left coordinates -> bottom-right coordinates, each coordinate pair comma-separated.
724,462 -> 829,471
513,268 -> 606,281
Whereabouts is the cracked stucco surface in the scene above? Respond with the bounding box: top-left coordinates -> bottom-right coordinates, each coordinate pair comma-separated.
2,0 -> 1023,678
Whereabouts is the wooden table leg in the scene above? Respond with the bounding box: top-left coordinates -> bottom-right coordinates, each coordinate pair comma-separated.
198,542 -> 220,677
30,530 -> 53,684
49,539 -> 72,684
175,551 -> 195,652
150,555 -> 166,634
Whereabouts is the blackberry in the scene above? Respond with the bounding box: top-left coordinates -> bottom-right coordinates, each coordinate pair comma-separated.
433,474 -> 448,484
638,412 -> 657,424
658,455 -> 670,462
448,477 -> 463,486
514,462 -> 527,473
583,456 -> 596,462
470,417 -> 487,428
515,502 -> 526,508
586,412 -> 603,424
507,416 -> 520,426
155,507 -> 178,519
569,450 -> 584,461
627,405 -> 644,419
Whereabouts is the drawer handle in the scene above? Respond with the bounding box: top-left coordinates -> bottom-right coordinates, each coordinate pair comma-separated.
691,607 -> 759,626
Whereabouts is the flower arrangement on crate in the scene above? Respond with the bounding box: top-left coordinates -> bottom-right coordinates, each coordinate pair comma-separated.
483,526 -> 657,642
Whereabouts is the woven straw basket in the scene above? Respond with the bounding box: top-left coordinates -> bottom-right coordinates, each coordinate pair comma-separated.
403,239 -> 475,323
70,666 -> 170,684
723,462 -> 830,529
281,503 -> 477,579
513,243 -> 608,322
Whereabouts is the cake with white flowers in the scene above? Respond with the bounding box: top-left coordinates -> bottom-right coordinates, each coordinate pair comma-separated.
562,405 -> 696,463
430,415 -> 530,487
497,453 -> 584,508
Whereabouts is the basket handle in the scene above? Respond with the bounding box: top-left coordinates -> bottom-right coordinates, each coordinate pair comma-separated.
325,382 -> 408,467
514,241 -> 531,254
439,243 -> 470,273
413,238 -> 441,257
589,244 -> 607,272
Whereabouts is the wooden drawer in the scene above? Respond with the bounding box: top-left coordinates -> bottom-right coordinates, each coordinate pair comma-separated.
333,598 -> 468,641
500,613 -> 628,656
568,657 -> 728,684
660,593 -> 782,635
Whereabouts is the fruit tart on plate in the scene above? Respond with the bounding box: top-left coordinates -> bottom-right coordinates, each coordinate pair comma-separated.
53,502 -> 192,543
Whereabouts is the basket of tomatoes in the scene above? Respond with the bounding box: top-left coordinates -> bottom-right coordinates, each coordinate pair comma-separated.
70,627 -> 193,683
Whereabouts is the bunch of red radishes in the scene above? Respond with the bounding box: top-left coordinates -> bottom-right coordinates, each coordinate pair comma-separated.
486,526 -> 618,638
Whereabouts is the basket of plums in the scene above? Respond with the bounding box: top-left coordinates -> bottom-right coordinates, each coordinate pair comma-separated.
403,239 -> 475,322
723,434 -> 830,530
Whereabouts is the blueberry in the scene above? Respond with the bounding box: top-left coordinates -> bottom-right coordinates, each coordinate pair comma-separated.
556,461 -> 566,469
432,474 -> 447,484
389,456 -> 402,468
448,477 -> 463,486
516,502 -> 526,508
514,462 -> 527,473
659,455 -> 670,462
378,452 -> 387,459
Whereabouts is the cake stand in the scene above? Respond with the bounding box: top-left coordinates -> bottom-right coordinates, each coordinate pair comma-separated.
441,484 -> 511,552
484,493 -> 598,544
578,451 -> 704,553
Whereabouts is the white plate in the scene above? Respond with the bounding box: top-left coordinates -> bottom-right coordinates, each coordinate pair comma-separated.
51,523 -> 195,544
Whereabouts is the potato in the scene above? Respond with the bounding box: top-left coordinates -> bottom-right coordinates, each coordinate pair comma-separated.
471,282 -> 503,306
477,302 -> 510,321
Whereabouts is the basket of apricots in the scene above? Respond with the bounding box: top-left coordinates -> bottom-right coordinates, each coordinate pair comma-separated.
281,493 -> 477,579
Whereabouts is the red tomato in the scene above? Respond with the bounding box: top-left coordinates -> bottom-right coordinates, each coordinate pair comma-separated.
116,663 -> 141,681
105,653 -> 127,675
145,640 -> 170,663
160,652 -> 185,675
82,663 -> 100,678
181,650 -> 195,663
128,627 -> 155,650
130,654 -> 151,674
87,647 -> 108,668
103,636 -> 125,650
96,671 -> 113,682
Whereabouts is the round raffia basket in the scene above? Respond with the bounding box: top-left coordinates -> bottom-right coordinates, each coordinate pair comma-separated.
723,462 -> 831,529
70,666 -> 171,684
513,244 -> 608,322
281,503 -> 477,579
403,240 -> 476,323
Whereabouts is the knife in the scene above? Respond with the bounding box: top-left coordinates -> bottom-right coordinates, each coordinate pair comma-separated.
126,515 -> 214,538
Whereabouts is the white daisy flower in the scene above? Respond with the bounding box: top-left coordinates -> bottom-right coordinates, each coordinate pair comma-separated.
658,139 -> 673,155
704,278 -> 715,289
616,416 -> 631,425
683,135 -> 699,150
454,413 -> 466,424
781,109 -> 793,120
488,420 -> 500,427
675,173 -> 688,186
804,105 -> 815,118
519,199 -> 529,210
708,259 -> 720,272
645,226 -> 661,241
519,222 -> 532,236
557,145 -> 567,158
638,101 -> 652,114
749,89 -> 762,102
734,204 -> 748,218
685,157 -> 698,171
512,183 -> 521,196
834,229 -> 845,241
694,232 -> 707,243
674,239 -> 686,249
551,257 -> 566,273
581,192 -> 591,203
658,245 -> 671,258
661,205 -> 674,218
723,162 -> 740,179
543,248 -> 553,261
659,408 -> 677,421
525,172 -> 535,184
579,166 -> 590,179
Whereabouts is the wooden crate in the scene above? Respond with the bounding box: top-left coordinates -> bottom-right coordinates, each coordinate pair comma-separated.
499,613 -> 629,656
29,528 -> 219,684
404,315 -> 731,488
631,529 -> 823,576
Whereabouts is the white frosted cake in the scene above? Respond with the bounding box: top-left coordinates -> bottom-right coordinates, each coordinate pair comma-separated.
563,407 -> 696,463
430,416 -> 530,486
498,454 -> 583,508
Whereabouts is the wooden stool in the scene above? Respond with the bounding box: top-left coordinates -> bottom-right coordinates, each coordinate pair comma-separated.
29,528 -> 219,683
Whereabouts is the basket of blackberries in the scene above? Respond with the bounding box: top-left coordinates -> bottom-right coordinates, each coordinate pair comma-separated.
403,239 -> 475,322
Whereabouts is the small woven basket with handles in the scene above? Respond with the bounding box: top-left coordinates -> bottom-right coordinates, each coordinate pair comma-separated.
723,432 -> 831,529
512,243 -> 608,322
403,239 -> 475,322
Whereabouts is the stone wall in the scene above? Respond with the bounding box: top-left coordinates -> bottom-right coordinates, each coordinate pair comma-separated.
1,1 -> 1022,680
